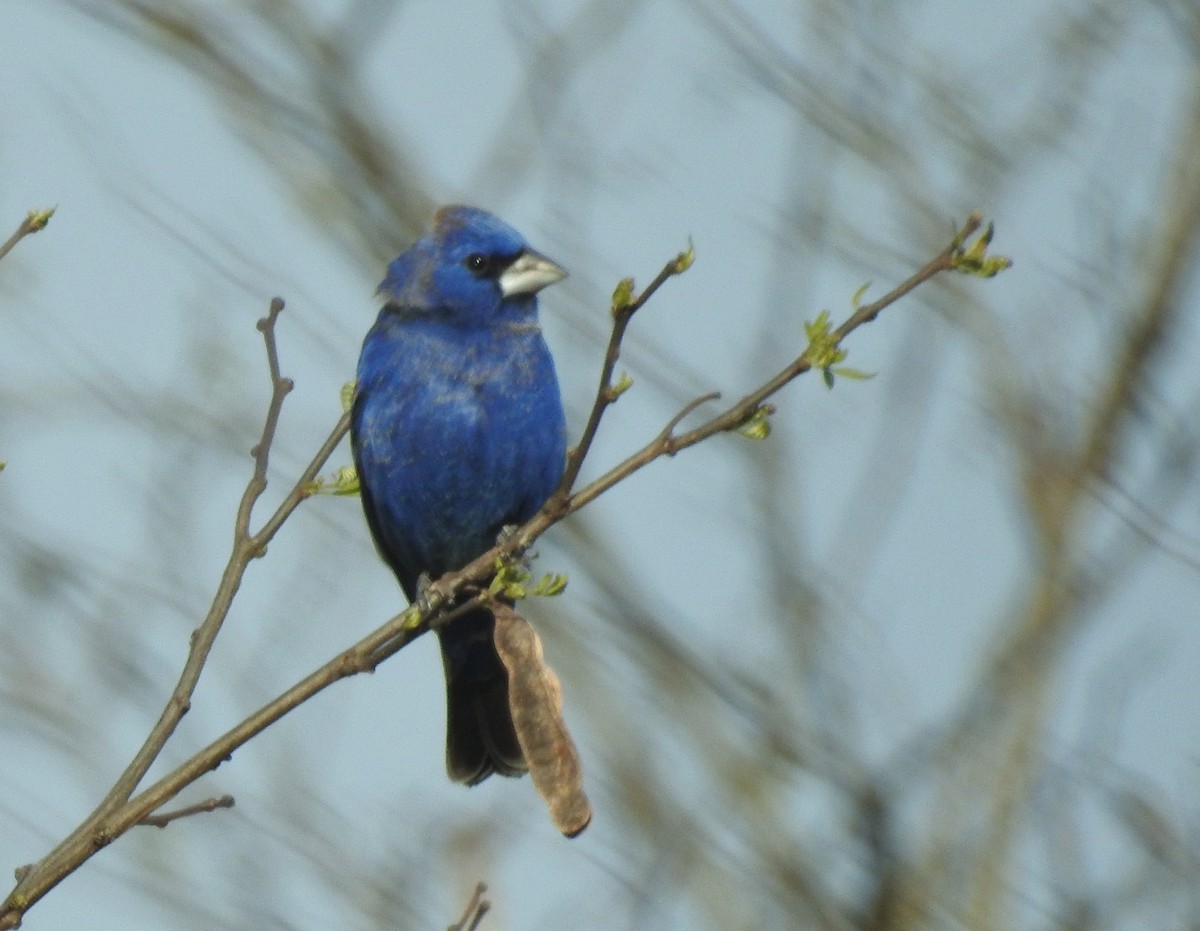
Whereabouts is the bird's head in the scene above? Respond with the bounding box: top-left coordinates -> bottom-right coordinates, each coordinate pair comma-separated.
379,206 -> 566,325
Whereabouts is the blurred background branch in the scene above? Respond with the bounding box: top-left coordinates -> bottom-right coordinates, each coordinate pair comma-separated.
2,1 -> 1198,929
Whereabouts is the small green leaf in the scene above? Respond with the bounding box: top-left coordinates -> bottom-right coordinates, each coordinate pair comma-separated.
804,310 -> 832,342
673,237 -> 695,274
822,365 -> 876,389
737,404 -> 775,440
305,465 -> 360,496
611,277 -> 635,313
0,460 -> 6,472
851,281 -> 871,309
488,560 -> 567,600
530,573 -> 568,597
976,255 -> 1013,277
489,558 -> 531,600
340,381 -> 357,413
802,310 -> 876,388
830,366 -> 875,381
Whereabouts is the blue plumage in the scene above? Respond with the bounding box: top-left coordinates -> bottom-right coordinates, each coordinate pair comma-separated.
351,206 -> 567,784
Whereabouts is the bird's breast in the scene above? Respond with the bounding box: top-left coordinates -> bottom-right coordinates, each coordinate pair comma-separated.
353,325 -> 565,577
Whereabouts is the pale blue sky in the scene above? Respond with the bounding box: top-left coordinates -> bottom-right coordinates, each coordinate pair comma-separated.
2,2 -> 1198,928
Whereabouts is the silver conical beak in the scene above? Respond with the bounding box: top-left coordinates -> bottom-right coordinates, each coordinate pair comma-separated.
498,250 -> 567,297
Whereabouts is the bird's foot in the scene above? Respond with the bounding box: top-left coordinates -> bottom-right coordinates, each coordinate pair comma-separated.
496,524 -> 535,568
411,572 -> 438,619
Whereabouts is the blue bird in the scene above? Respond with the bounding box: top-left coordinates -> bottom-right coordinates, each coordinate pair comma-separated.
351,206 -> 568,785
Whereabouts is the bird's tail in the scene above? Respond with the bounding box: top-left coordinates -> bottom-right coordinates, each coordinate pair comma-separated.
437,607 -> 527,785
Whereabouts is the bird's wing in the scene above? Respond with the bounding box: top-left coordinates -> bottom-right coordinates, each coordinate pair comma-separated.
351,385 -> 419,600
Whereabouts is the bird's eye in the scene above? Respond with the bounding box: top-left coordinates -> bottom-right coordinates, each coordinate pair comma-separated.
465,253 -> 490,275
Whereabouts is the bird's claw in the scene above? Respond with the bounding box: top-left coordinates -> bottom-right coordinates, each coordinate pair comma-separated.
412,572 -> 437,619
496,524 -> 535,568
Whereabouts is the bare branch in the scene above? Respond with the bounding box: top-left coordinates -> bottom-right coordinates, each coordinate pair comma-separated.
448,882 -> 490,931
236,297 -> 294,542
0,296 -> 347,929
137,795 -> 235,829
555,244 -> 695,498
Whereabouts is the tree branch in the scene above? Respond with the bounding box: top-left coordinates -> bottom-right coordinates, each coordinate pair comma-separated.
0,215 -> 1002,928
554,243 -> 695,498
1,297 -> 347,928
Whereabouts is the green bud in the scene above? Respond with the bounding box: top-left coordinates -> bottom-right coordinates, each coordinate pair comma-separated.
673,237 -> 695,274
26,207 -> 55,231
802,311 -> 848,370
611,277 -> 635,313
610,371 -> 634,398
953,219 -> 1012,277
738,405 -> 775,440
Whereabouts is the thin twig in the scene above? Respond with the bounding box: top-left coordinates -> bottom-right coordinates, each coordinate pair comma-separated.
555,248 -> 693,497
249,408 -> 350,548
655,392 -> 722,445
448,882 -> 490,931
138,796 -> 235,829
0,209 -> 54,264
833,213 -> 980,338
236,297 -> 293,542
102,298 -> 294,812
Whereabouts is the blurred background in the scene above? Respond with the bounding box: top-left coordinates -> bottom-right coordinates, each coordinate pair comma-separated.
2,1 -> 1199,929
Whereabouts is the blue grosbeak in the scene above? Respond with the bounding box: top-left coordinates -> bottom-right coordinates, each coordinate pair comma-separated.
351,206 -> 567,784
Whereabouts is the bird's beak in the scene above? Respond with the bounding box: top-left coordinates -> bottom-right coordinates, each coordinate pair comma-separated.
498,250 -> 567,298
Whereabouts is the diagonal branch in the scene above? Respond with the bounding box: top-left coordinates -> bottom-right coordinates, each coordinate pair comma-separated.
541,214 -> 986,521
1,297 -> 348,927
0,214 -> 1001,929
